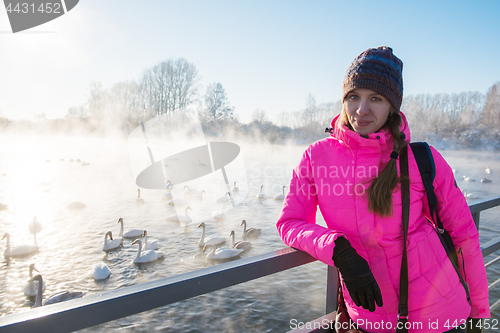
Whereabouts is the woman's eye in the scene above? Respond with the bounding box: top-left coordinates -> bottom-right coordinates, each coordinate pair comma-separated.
349,95 -> 358,100
371,97 -> 382,101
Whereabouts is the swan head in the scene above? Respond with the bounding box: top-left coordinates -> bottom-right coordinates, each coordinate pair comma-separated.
241,220 -> 246,226
226,192 -> 231,197
198,222 -> 205,228
1,233 -> 8,240
117,218 -> 123,224
29,263 -> 39,275
186,206 -> 193,212
229,231 -> 235,236
105,231 -> 113,240
143,230 -> 147,237
132,239 -> 142,247
202,244 -> 215,253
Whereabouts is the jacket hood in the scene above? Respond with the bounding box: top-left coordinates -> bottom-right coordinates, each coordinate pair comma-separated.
329,111 -> 411,148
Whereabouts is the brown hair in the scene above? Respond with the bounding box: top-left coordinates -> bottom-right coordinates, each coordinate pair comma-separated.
336,105 -> 406,217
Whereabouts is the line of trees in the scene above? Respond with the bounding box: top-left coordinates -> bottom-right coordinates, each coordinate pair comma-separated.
0,55 -> 498,149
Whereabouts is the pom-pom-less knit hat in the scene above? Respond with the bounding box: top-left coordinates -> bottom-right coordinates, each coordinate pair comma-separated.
342,46 -> 403,111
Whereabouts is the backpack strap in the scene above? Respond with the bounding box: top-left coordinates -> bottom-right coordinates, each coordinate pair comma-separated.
409,142 -> 470,303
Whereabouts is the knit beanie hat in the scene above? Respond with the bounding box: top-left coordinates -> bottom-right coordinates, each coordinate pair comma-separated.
342,46 -> 403,111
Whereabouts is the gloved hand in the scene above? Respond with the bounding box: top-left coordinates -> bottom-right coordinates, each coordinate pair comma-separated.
332,237 -> 383,312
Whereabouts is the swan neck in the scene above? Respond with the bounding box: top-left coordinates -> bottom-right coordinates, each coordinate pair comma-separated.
231,233 -> 235,248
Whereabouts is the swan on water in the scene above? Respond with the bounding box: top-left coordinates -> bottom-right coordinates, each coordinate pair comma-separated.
229,230 -> 252,251
0,203 -> 7,211
486,166 -> 492,174
29,216 -> 43,236
256,185 -> 264,199
102,231 -> 122,251
463,175 -> 476,182
30,275 -> 85,307
212,206 -> 226,221
91,263 -> 111,280
184,185 -> 200,196
274,186 -> 287,200
162,187 -> 173,201
481,178 -> 492,183
462,190 -> 479,200
198,222 -> 226,247
24,264 -> 46,297
216,192 -> 231,204
166,206 -> 193,225
131,239 -> 164,264
232,182 -> 239,193
142,230 -> 158,250
241,220 -> 262,238
203,244 -> 243,260
136,188 -> 144,204
2,233 -> 39,257
117,218 -> 143,239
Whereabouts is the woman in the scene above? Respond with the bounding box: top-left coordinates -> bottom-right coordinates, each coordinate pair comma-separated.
276,46 -> 489,332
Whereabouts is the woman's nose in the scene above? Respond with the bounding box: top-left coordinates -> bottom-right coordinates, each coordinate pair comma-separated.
357,99 -> 370,115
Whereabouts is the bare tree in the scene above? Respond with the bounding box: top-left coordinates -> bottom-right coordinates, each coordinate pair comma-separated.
87,81 -> 108,123
204,82 -> 234,122
251,108 -> 268,124
66,106 -> 89,119
139,58 -> 199,117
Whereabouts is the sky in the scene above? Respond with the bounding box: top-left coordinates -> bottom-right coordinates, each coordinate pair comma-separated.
0,0 -> 499,124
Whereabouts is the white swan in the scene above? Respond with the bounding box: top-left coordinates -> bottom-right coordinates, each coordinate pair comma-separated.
481,178 -> 492,183
463,175 -> 476,182
23,264 -> 46,297
212,206 -> 226,221
216,192 -> 231,204
30,275 -> 85,307
162,187 -> 173,201
462,190 -> 479,200
229,230 -> 252,251
102,231 -> 121,251
486,166 -> 492,174
166,206 -> 193,225
203,244 -> 243,260
256,185 -> 264,199
232,182 -> 239,193
142,230 -> 158,250
2,233 -> 39,257
184,185 -> 200,196
241,220 -> 262,238
131,239 -> 164,264
199,190 -> 206,200
136,188 -> 144,204
117,218 -> 143,239
198,222 -> 226,247
274,186 -> 287,200
91,263 -> 111,280
28,216 -> 43,236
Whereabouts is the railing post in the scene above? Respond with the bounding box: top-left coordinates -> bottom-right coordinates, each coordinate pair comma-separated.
472,211 -> 480,230
325,265 -> 338,314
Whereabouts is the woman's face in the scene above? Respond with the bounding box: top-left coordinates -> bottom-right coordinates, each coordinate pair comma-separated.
344,88 -> 392,135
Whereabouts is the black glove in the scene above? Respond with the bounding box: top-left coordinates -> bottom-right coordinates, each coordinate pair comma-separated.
332,237 -> 383,312
467,318 -> 482,333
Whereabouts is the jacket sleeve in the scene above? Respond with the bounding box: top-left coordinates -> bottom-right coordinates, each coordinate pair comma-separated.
276,146 -> 346,267
427,146 -> 490,318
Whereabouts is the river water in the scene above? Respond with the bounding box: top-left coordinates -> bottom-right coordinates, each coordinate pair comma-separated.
0,134 -> 499,332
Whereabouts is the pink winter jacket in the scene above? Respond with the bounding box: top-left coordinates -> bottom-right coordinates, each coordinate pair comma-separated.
276,113 -> 490,332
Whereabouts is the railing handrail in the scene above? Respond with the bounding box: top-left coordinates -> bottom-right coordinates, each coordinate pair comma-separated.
1,196 -> 500,333
0,248 -> 316,333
